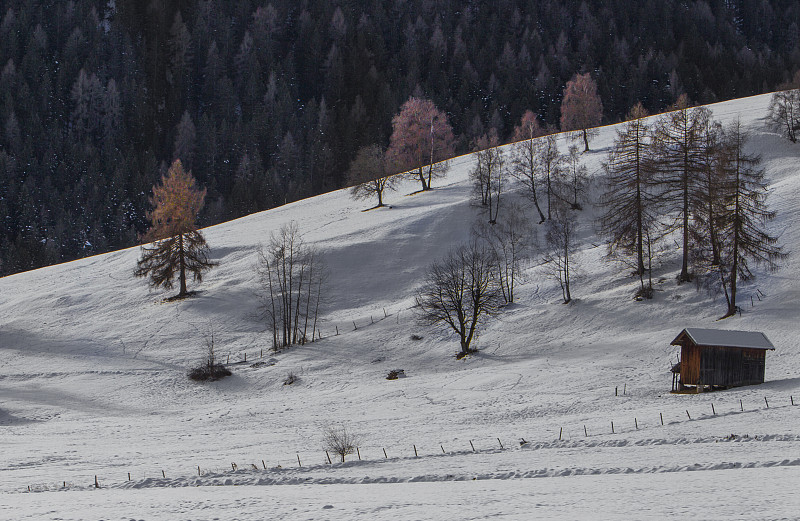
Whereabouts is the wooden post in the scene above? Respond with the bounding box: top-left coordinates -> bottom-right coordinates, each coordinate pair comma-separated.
740,399 -> 743,412
623,384 -> 626,395
469,440 -> 475,452
635,418 -> 638,430
162,470 -> 166,478
792,396 -> 795,406
262,460 -> 266,469
297,454 -> 302,467
686,410 -> 691,420
261,349 -> 263,358
559,427 -> 562,440
711,403 -> 716,415
384,308 -> 387,318
584,425 -> 588,437
128,472 -> 131,481
764,397 -> 769,409
413,445 -> 418,457
615,387 -> 618,396
611,421 -> 614,434
357,447 -> 361,461
497,438 -> 504,449
336,326 -> 339,336
231,463 -> 236,471
383,448 -> 387,459
326,451 -> 332,464
244,353 -> 246,362
95,475 -> 100,488
226,355 -> 229,364
353,321 -> 358,331
198,466 -> 201,476
441,445 -> 445,454
371,315 -> 374,324
660,413 -> 664,425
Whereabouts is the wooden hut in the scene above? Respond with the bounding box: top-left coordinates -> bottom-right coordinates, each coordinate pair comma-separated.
670,328 -> 774,391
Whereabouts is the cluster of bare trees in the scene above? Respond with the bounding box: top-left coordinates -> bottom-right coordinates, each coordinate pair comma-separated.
601,96 -> 784,316
767,72 -> 800,143
257,222 -> 326,350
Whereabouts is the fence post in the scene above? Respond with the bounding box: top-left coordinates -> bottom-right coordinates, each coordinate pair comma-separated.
660,413 -> 664,425
765,397 -> 769,409
413,445 -> 418,457
469,440 -> 475,452
497,438 -> 504,449
297,454 -> 302,467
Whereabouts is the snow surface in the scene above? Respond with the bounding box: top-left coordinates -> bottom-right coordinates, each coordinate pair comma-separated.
1,93 -> 799,520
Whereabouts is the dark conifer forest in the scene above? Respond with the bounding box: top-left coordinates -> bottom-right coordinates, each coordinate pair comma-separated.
1,0 -> 799,276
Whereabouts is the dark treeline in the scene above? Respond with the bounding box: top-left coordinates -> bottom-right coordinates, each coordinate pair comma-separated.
1,0 -> 799,276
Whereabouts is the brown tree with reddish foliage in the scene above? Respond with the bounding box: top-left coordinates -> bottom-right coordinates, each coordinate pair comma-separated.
560,73 -> 603,151
386,97 -> 455,191
511,110 -> 545,143
135,159 -> 215,298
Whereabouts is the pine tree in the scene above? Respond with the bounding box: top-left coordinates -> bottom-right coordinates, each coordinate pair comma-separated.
135,159 -> 215,298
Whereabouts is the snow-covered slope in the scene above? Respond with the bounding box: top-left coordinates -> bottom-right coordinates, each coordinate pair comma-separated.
1,93 -> 799,520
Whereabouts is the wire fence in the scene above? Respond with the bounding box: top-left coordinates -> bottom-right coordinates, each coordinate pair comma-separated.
23,393 -> 798,493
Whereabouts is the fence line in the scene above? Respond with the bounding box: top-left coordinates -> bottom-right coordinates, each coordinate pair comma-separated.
22,394 -> 798,493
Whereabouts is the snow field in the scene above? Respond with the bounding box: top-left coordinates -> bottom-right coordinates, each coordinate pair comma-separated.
1,92 -> 799,519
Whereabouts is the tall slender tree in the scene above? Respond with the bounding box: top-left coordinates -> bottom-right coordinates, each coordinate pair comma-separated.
714,120 -> 785,318
600,103 -> 659,295
652,95 -> 712,282
135,159 -> 215,298
510,111 -> 547,223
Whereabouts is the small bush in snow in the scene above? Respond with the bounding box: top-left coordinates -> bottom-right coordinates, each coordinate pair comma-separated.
283,371 -> 298,385
322,424 -> 361,463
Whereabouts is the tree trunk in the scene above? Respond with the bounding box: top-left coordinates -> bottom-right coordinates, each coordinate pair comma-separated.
582,129 -> 589,152
417,166 -> 429,191
178,233 -> 188,296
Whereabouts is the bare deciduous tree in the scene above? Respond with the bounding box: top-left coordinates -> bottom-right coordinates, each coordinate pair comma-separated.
543,207 -> 579,304
322,424 -> 361,463
473,203 -> 534,303
565,145 -> 588,210
470,130 -> 505,224
415,242 -> 504,356
510,127 -> 547,224
257,222 -> 326,350
540,133 -> 565,221
767,72 -> 800,143
347,144 -> 398,209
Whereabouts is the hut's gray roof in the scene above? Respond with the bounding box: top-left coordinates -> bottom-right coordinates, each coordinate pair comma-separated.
671,328 -> 775,350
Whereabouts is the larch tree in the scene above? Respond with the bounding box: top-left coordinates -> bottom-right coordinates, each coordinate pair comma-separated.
600,103 -> 660,296
415,241 -> 504,357
713,120 -> 785,318
387,96 -> 455,192
652,95 -> 712,283
347,144 -> 397,210
560,72 -> 603,152
135,159 -> 215,299
510,111 -> 546,223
